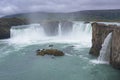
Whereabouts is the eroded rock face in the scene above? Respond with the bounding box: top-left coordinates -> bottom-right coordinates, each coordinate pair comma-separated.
89,22 -> 115,56
111,28 -> 120,69
90,22 -> 120,69
0,26 -> 10,39
36,49 -> 64,56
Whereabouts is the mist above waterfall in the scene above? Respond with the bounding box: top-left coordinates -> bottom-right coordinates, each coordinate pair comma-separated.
8,21 -> 92,47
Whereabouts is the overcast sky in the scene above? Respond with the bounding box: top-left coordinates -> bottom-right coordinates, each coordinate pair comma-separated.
0,0 -> 120,17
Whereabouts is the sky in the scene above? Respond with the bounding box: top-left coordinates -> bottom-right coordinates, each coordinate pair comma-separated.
0,0 -> 120,17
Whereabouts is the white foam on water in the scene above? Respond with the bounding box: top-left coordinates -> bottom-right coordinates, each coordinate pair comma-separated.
65,53 -> 73,56
90,59 -> 109,64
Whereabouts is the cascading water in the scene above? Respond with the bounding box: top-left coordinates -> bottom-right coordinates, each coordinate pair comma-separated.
1,22 -> 119,80
58,23 -> 62,37
72,22 -> 91,34
9,24 -> 45,44
9,22 -> 92,46
85,24 -> 92,33
97,32 -> 112,64
71,22 -> 92,44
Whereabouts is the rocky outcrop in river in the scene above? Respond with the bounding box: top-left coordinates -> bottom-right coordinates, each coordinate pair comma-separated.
36,49 -> 64,56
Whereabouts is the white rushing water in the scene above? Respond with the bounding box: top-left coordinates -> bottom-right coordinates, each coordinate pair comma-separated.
72,22 -> 91,42
8,22 -> 92,46
98,32 -> 112,64
58,23 -> 62,37
91,32 -> 112,64
9,24 -> 45,44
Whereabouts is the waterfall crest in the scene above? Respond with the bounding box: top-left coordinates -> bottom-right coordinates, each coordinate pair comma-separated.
9,22 -> 92,46
10,24 -> 45,44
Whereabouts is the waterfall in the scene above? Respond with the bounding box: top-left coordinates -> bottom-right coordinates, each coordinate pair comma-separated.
58,23 -> 62,37
9,22 -> 92,46
10,24 -> 45,44
98,32 -> 112,63
72,22 -> 91,34
71,22 -> 92,43
85,24 -> 92,33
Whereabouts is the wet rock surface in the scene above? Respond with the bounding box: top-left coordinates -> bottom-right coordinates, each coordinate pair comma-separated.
36,49 -> 64,56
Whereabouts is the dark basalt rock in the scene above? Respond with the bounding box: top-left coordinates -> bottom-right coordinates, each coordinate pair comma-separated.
0,17 -> 28,39
84,21 -> 90,24
36,49 -> 64,56
0,26 -> 10,39
48,44 -> 54,47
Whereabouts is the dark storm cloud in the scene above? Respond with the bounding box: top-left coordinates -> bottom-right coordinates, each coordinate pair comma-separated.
0,0 -> 120,17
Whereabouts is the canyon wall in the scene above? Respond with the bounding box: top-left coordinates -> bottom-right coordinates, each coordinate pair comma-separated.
90,22 -> 120,69
111,28 -> 120,69
89,23 -> 115,56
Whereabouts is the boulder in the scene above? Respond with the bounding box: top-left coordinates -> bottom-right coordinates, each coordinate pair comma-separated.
36,49 -> 64,56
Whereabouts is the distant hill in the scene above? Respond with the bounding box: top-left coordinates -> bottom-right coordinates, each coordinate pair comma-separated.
2,9 -> 120,22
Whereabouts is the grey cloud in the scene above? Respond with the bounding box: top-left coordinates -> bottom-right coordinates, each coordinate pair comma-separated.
0,0 -> 120,17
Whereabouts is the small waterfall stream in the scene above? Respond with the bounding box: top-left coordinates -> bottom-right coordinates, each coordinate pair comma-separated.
58,23 -> 62,37
98,32 -> 112,63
